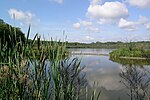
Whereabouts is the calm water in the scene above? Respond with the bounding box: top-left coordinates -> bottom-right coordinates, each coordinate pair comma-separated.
69,48 -> 115,54
69,48 -> 150,100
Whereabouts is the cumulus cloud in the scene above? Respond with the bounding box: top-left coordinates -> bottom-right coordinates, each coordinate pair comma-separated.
49,0 -> 63,4
73,23 -> 81,29
73,20 -> 99,32
118,16 -> 150,31
97,18 -> 116,24
90,0 -> 102,5
118,18 -> 137,31
126,0 -> 150,8
87,1 -> 128,24
8,8 -> 40,26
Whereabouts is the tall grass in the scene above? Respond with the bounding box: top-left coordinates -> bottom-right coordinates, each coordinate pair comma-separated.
0,25 -> 100,100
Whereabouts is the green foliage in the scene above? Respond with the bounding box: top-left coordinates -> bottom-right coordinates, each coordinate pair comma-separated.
0,19 -> 5,24
109,48 -> 150,58
0,19 -> 25,49
66,41 -> 150,49
0,24 -> 100,100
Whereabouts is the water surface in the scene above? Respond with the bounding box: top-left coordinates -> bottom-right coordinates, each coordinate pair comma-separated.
69,48 -> 150,100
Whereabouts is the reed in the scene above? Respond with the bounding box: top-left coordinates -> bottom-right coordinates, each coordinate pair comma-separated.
0,25 -> 100,100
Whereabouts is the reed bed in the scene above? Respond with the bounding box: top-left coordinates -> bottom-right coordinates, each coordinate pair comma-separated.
0,25 -> 100,100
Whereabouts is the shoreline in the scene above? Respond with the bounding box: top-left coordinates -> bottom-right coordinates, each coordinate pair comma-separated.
70,53 -> 109,56
119,56 -> 147,60
70,53 -> 149,60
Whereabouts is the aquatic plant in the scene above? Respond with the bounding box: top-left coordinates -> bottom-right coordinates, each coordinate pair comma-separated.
120,65 -> 150,100
0,25 -> 100,100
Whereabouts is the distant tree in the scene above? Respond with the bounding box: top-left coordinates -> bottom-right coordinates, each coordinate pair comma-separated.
0,19 -> 5,24
0,19 -> 25,48
96,41 -> 102,44
117,41 -> 122,43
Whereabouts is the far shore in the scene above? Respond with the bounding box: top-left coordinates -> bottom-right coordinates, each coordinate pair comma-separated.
70,52 -> 150,60
119,57 -> 147,60
70,53 -> 109,56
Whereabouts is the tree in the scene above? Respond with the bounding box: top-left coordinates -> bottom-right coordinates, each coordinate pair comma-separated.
0,19 -> 25,48
0,19 -> 5,24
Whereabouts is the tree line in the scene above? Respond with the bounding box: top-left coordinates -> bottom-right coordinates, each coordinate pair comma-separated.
0,19 -> 25,49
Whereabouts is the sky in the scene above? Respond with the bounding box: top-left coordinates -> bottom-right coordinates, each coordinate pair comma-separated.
0,0 -> 150,43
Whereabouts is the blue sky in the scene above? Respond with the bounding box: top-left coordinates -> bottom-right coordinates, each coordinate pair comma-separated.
0,0 -> 150,42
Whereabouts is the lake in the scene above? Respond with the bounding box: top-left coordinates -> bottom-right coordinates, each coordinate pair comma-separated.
69,48 -> 150,100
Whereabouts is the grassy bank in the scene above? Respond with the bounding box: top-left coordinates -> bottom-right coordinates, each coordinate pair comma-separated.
110,56 -> 150,66
109,48 -> 150,58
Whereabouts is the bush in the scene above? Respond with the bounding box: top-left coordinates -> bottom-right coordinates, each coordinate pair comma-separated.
109,48 -> 150,58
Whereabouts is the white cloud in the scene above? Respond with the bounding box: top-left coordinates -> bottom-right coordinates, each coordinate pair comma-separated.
118,18 -> 137,31
73,20 -> 99,32
86,27 -> 99,32
98,18 -> 116,24
126,0 -> 150,8
80,20 -> 92,26
49,0 -> 63,4
90,0 -> 102,5
8,8 -> 40,26
87,1 -> 128,24
118,16 -> 150,31
73,23 -> 81,29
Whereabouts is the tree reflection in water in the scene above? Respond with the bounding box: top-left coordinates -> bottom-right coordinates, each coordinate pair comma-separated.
120,65 -> 150,100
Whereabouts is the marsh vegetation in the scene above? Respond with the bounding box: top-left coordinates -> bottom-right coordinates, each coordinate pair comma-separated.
0,20 -> 100,100
1,19 -> 150,100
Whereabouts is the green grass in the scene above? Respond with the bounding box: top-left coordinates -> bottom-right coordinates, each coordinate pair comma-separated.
109,48 -> 150,58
